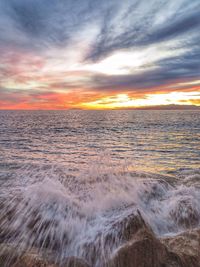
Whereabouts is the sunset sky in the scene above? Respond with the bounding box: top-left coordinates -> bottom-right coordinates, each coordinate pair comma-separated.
0,0 -> 200,110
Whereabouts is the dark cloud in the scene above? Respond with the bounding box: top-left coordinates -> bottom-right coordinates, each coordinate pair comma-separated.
0,0 -> 117,50
1,0 -> 200,54
84,1 -> 200,62
0,0 -> 200,102
89,57 -> 200,93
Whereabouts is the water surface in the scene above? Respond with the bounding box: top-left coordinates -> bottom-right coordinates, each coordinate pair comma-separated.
0,110 -> 200,266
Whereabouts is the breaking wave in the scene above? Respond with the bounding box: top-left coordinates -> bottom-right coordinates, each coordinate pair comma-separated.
0,163 -> 200,266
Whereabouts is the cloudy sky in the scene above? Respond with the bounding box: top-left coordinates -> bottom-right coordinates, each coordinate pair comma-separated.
0,0 -> 200,109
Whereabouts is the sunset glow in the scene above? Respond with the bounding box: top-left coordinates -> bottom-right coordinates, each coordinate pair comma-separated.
0,0 -> 200,110
81,91 -> 200,110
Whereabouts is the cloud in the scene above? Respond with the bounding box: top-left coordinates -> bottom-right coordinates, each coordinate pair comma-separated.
85,0 -> 200,61
0,0 -> 200,109
0,0 -> 114,51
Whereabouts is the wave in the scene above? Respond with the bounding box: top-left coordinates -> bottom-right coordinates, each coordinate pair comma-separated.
0,164 -> 200,266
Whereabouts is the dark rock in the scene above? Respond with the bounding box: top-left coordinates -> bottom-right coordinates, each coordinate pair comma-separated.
105,213 -> 200,267
106,228 -> 168,267
81,209 -> 150,266
162,229 -> 200,267
0,244 -> 57,267
112,209 -> 151,243
170,198 -> 199,229
0,244 -> 19,267
13,253 -> 57,267
61,257 -> 90,267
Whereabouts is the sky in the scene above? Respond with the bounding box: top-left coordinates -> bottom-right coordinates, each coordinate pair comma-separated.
0,0 -> 200,110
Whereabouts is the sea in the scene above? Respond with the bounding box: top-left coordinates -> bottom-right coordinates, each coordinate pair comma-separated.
0,110 -> 200,266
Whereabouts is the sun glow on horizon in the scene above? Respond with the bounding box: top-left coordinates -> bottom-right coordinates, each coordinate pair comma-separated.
80,91 -> 200,109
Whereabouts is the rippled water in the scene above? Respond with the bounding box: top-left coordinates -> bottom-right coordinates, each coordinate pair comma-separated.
0,110 -> 200,174
0,110 -> 200,266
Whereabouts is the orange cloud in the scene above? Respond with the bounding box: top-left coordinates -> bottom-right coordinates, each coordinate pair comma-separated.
1,89 -> 200,110
1,47 -> 200,110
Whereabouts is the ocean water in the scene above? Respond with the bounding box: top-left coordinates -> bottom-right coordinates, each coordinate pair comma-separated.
0,110 -> 200,266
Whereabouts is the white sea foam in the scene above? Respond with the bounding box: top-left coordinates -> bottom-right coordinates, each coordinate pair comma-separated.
0,164 -> 200,266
